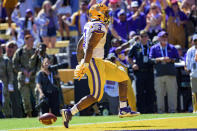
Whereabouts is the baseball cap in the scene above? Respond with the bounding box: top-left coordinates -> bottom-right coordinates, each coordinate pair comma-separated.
131,1 -> 139,8
6,40 -> 17,47
192,34 -> 197,41
171,0 -> 178,4
26,9 -> 33,14
157,31 -> 168,38
109,0 -> 119,4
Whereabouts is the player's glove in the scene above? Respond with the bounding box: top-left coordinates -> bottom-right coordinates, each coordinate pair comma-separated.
74,63 -> 89,81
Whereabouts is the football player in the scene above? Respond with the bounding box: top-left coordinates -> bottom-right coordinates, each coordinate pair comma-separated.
61,4 -> 140,128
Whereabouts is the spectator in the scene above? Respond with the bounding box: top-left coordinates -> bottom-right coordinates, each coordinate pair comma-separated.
146,3 -> 162,40
162,0 -> 188,48
108,0 -> 121,18
144,0 -> 162,15
11,6 -> 40,48
57,0 -> 71,40
112,9 -> 133,41
128,30 -> 156,113
37,0 -> 63,48
0,44 -> 14,118
36,57 -> 60,116
184,4 -> 197,42
150,31 -> 179,113
4,41 -> 23,118
12,34 -> 36,117
185,34 -> 197,113
127,1 -> 146,33
2,0 -> 18,35
181,0 -> 195,15
62,1 -> 88,37
18,0 -> 34,18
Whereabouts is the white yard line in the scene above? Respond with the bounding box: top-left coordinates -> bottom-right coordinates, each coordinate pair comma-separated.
2,115 -> 197,131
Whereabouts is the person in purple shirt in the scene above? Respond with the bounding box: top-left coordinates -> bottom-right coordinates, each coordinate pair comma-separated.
162,0 -> 187,48
127,1 -> 146,34
112,9 -> 133,41
149,31 -> 179,114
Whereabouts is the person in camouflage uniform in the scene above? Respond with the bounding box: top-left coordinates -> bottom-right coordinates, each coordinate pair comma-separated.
0,44 -> 13,118
12,35 -> 36,117
4,41 -> 24,118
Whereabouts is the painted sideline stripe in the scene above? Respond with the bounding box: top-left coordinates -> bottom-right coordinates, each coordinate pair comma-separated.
2,115 -> 197,131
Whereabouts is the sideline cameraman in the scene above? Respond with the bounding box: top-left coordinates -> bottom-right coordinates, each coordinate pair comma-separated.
30,43 -> 49,73
36,58 -> 60,116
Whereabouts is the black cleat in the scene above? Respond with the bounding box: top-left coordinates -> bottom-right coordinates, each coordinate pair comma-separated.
61,109 -> 72,128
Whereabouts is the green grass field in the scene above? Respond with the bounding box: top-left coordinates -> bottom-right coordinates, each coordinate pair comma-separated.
0,113 -> 197,131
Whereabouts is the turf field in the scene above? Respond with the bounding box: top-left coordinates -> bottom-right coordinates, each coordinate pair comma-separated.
0,113 -> 197,131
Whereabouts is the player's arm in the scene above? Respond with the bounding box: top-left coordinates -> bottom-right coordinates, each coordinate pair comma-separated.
76,35 -> 84,63
83,31 -> 105,63
115,42 -> 130,54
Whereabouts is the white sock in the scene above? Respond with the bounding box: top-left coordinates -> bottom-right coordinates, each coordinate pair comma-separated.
119,101 -> 127,108
70,105 -> 79,115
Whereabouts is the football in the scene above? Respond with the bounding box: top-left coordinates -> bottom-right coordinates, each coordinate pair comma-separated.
39,113 -> 57,125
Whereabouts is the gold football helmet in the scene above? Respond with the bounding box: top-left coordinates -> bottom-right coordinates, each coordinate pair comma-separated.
89,4 -> 110,24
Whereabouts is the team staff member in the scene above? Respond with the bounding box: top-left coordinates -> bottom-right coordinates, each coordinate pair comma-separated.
128,30 -> 156,113
149,31 -> 179,113
185,34 -> 197,113
61,4 -> 140,128
12,34 -> 36,117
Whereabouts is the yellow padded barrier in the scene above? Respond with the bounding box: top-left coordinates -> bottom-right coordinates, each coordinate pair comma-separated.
56,30 -> 78,37
55,40 -> 69,47
46,48 -> 60,55
0,23 -> 16,30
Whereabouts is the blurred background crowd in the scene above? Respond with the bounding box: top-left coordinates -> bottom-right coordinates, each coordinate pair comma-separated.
0,0 -> 197,118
